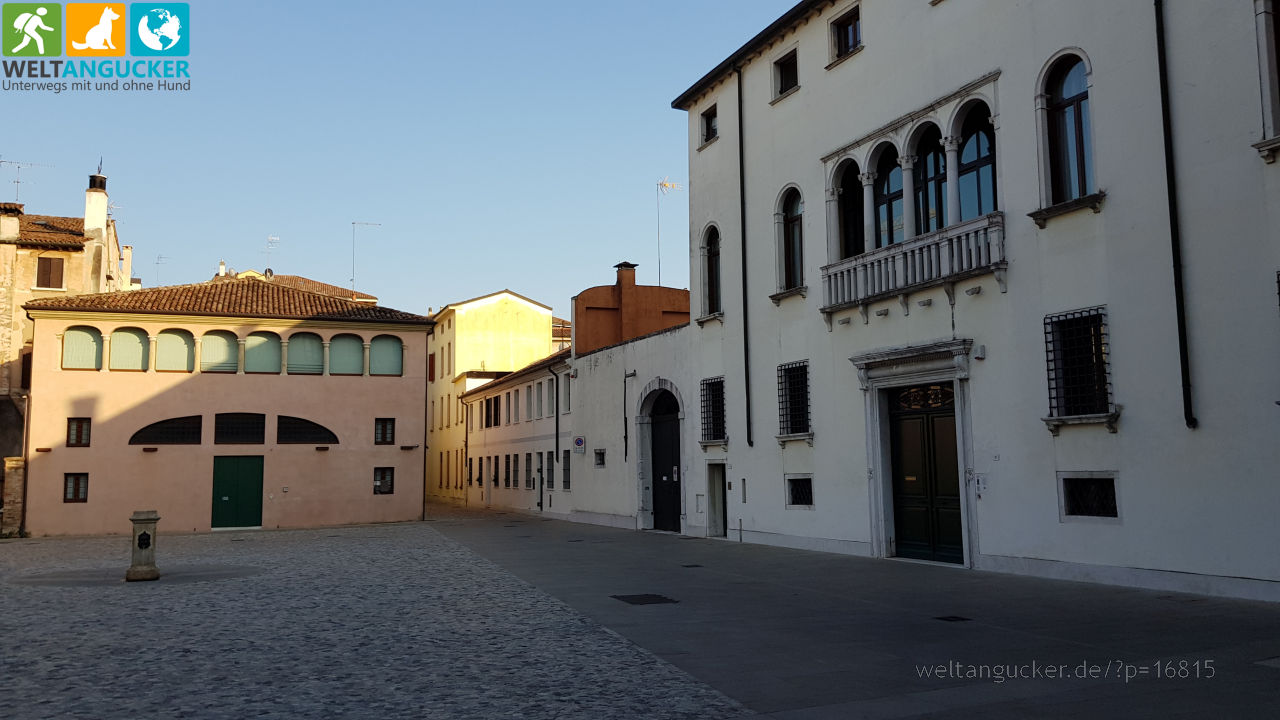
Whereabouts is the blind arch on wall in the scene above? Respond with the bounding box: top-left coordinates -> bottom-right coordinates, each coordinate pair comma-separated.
329,334 -> 364,375
109,328 -> 149,370
277,415 -> 339,444
155,329 -> 195,372
369,335 -> 403,376
129,415 -> 202,444
286,332 -> 323,374
244,332 -> 282,373
62,326 -> 103,370
201,331 -> 238,373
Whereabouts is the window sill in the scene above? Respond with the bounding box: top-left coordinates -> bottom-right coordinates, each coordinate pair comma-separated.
32,286 -> 67,292
696,135 -> 720,152
825,45 -> 863,71
695,311 -> 724,326
699,438 -> 728,450
1254,136 -> 1280,163
769,85 -> 801,106
1040,405 -> 1121,436
1028,191 -> 1106,228
769,286 -> 807,305
775,432 -> 814,447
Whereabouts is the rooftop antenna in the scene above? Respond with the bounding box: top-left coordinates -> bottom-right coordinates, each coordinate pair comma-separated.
656,177 -> 683,286
350,221 -> 380,292
0,157 -> 53,202
261,234 -> 281,265
106,202 -> 123,218
154,254 -> 169,286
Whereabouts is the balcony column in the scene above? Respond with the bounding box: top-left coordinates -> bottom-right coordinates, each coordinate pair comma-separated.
825,185 -> 841,266
944,136 -> 962,226
321,341 -> 330,376
193,336 -> 201,374
147,335 -> 157,372
236,338 -> 246,375
99,334 -> 110,373
362,342 -> 371,377
899,155 -> 917,241
859,172 -> 876,249
279,340 -> 289,375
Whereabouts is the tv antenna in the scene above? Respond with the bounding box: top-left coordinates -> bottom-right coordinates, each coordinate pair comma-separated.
656,177 -> 683,286
0,157 -> 53,202
350,221 -> 380,292
154,254 -> 169,286
107,202 -> 123,218
261,234 -> 281,264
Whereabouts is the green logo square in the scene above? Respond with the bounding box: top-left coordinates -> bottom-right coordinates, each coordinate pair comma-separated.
4,3 -> 61,56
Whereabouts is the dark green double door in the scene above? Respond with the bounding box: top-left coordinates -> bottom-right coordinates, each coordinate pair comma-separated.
889,385 -> 963,564
212,456 -> 264,529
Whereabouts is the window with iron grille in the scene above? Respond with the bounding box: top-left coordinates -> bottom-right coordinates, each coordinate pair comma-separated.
546,451 -> 555,490
1044,307 -> 1112,417
504,454 -> 511,487
1061,475 -> 1118,518
786,476 -> 813,507
214,413 -> 265,444
64,473 -> 89,502
129,415 -> 202,445
563,449 -> 571,491
492,455 -> 499,486
777,361 -> 811,435
374,467 -> 394,495
525,452 -> 533,489
67,418 -> 91,447
700,377 -> 726,442
277,416 -> 339,444
374,418 -> 395,445
594,449 -> 606,467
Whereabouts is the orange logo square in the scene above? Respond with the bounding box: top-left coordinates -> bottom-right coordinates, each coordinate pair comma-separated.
65,3 -> 126,56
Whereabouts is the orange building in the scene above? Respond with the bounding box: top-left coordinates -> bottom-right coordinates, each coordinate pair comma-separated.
571,263 -> 689,355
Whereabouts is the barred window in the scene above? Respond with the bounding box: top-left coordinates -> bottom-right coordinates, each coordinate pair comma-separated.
504,454 -> 511,488
777,360 -> 811,435
129,415 -> 202,445
66,418 -> 91,447
214,413 -> 266,445
277,416 -> 339,444
700,377 -> 726,442
374,467 -> 394,495
1045,307 -> 1111,417
1061,475 -> 1118,518
563,449 -> 571,491
525,452 -> 533,489
786,476 -> 813,507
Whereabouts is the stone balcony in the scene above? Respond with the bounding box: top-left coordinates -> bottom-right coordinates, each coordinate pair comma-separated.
819,212 -> 1006,323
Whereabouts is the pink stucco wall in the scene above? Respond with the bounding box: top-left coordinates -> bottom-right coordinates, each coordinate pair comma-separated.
23,315 -> 428,536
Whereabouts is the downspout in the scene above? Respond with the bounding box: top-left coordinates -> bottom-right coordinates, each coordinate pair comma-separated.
463,400 -> 470,508
1154,0 -> 1198,429
19,391 -> 31,536
736,67 -> 755,446
421,334 -> 430,520
548,365 -> 560,512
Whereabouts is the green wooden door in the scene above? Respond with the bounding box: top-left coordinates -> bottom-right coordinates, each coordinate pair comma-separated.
212,456 -> 264,528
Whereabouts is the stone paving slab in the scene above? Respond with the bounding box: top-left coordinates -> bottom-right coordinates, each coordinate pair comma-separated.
0,524 -> 751,720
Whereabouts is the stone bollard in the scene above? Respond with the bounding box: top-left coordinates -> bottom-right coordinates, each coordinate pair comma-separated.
125,510 -> 161,582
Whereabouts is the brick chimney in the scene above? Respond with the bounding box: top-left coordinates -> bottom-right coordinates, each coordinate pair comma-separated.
0,203 -> 22,243
84,173 -> 109,292
615,261 -> 638,340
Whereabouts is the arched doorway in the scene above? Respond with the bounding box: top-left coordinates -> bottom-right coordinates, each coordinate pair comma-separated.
648,390 -> 682,532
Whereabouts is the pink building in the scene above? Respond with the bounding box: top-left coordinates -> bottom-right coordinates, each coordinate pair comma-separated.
15,273 -> 431,536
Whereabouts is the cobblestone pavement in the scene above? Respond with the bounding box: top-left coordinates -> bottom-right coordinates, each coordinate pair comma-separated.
0,523 -> 751,720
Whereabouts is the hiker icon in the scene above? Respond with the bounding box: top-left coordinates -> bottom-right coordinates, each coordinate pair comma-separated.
11,7 -> 53,55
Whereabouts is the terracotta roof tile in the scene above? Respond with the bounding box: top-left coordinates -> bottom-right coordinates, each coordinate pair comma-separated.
8,214 -> 87,249
271,275 -> 378,301
24,276 -> 431,325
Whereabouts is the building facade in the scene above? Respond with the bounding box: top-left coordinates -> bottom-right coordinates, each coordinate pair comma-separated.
15,275 -> 430,536
668,0 -> 1280,599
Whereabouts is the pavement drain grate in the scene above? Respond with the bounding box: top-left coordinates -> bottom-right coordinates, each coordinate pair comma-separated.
682,564 -> 704,568
612,594 -> 680,605
934,615 -> 973,622
567,539 -> 584,543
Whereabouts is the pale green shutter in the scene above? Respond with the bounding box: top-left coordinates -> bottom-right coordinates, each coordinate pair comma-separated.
286,333 -> 323,374
201,332 -> 238,372
329,335 -> 363,375
109,328 -> 149,370
369,336 -> 402,376
155,330 -> 195,372
244,332 -> 282,373
62,327 -> 102,370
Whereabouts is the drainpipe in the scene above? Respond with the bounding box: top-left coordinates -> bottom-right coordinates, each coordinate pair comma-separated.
736,67 -> 754,446
18,391 -> 31,536
1154,0 -> 1198,429
463,401 -> 469,508
547,365 -> 560,513
623,370 -> 637,459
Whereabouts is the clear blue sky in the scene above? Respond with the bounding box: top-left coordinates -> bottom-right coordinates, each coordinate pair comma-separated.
8,0 -> 795,317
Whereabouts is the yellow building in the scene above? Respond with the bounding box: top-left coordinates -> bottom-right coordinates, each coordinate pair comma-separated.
425,290 -> 565,505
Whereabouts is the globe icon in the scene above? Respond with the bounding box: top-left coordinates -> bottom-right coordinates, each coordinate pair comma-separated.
137,8 -> 182,52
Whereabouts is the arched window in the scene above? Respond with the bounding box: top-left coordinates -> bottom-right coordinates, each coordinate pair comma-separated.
62,326 -> 102,370
958,104 -> 997,221
780,189 -> 804,290
837,160 -> 864,259
329,334 -> 364,375
109,328 -> 149,371
155,329 -> 195,372
370,335 -> 403,376
130,415 -> 202,444
287,332 -> 323,375
200,331 -> 238,373
874,147 -> 904,248
913,126 -> 947,233
703,227 -> 722,315
277,416 -> 339,444
244,332 -> 282,373
1047,56 -> 1093,203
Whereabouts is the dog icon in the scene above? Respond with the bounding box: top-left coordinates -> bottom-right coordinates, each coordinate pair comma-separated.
71,6 -> 119,50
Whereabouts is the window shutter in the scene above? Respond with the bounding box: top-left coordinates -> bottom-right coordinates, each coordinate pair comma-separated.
200,333 -> 238,372
156,330 -> 195,371
49,257 -> 63,288
286,333 -> 323,374
329,335 -> 363,374
62,327 -> 103,369
36,258 -> 50,288
109,329 -> 149,370
370,336 -> 403,376
244,333 -> 282,373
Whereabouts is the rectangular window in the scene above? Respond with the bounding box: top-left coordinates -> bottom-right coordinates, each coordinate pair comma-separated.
63,473 -> 89,502
439,453 -> 444,489
537,452 -> 544,485
536,382 -> 544,418
484,398 -> 492,428
446,342 -> 451,376
775,50 -> 799,97
548,381 -> 556,415
563,449 -> 571,491
1061,475 -> 1118,519
375,418 -> 395,445
468,457 -> 474,485
526,385 -> 534,418
1044,307 -> 1111,417
66,418 -> 91,447
546,451 -> 555,490
700,377 -> 726,442
786,475 -> 814,507
563,378 -> 571,413
832,6 -> 861,60
428,353 -> 436,382
701,105 -> 718,144
777,361 -> 811,435
36,256 -> 64,289
594,448 -> 606,467
214,413 -> 265,444
513,453 -> 520,489
504,454 -> 511,487
525,452 -> 533,489
505,392 -> 511,425
446,395 -> 451,427
494,395 -> 502,426
513,389 -> 521,422
374,467 -> 395,495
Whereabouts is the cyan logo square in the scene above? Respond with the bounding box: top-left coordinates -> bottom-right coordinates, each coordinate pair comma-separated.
129,2 -> 186,56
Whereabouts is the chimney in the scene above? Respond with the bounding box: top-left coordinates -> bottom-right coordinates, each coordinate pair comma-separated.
614,261 -> 637,288
0,203 -> 22,243
218,260 -> 227,277
84,173 -> 108,240
121,245 -> 133,289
